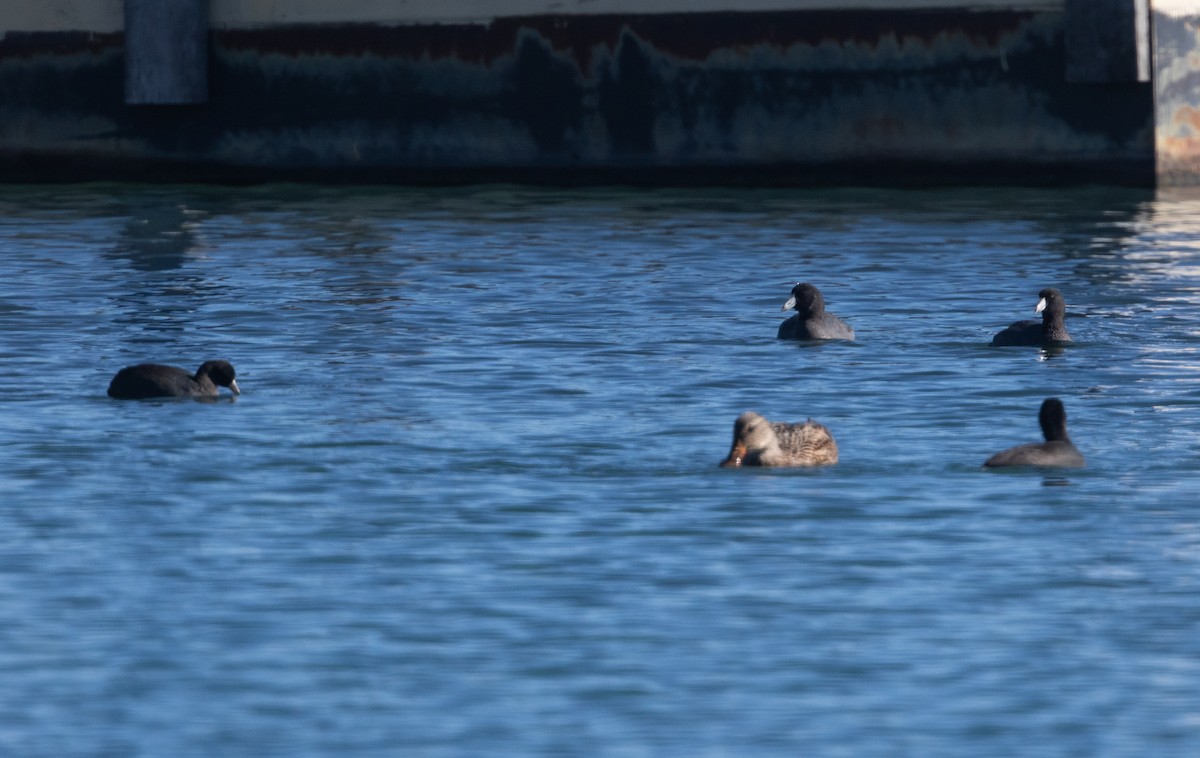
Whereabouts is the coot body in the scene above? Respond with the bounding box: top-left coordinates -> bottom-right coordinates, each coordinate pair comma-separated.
777,283 -> 855,341
984,397 -> 1084,468
991,288 -> 1071,346
107,360 -> 239,399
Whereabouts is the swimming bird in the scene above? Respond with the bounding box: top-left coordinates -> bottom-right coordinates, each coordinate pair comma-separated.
991,287 -> 1071,346
720,411 -> 839,467
777,282 -> 855,340
983,397 -> 1084,468
107,360 -> 240,399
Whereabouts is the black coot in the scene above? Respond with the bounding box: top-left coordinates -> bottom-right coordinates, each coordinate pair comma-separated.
991,288 -> 1071,346
984,397 -> 1084,468
107,360 -> 240,399
777,283 -> 855,340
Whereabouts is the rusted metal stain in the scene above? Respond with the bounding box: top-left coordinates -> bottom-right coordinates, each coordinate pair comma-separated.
1154,7 -> 1200,185
0,8 -> 1158,183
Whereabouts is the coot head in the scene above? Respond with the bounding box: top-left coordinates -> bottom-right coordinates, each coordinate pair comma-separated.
1036,288 -> 1066,320
198,360 -> 239,395
1038,397 -> 1069,442
781,283 -> 825,316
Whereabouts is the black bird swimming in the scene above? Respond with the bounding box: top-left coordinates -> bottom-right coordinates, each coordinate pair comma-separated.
107,360 -> 240,399
983,397 -> 1084,468
777,282 -> 855,340
991,287 -> 1071,346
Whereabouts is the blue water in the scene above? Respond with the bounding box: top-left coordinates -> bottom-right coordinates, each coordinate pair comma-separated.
2,184 -> 1200,756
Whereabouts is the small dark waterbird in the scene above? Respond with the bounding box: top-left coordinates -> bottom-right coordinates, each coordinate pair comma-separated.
983,397 -> 1084,468
777,282 -> 855,340
991,287 -> 1071,346
720,411 -> 839,467
107,360 -> 240,400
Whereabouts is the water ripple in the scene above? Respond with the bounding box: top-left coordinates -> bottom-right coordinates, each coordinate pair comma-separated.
1,184 -> 1199,755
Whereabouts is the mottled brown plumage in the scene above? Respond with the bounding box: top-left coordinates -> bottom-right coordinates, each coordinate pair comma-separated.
720,411 -> 839,468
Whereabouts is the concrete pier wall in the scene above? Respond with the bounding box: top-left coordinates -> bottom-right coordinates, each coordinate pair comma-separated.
1153,1 -> 1200,184
0,0 -> 1190,185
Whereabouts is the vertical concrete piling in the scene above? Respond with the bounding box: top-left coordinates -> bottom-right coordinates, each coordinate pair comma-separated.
1154,0 -> 1200,184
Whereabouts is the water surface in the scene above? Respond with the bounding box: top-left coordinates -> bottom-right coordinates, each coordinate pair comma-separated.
1,184 -> 1199,756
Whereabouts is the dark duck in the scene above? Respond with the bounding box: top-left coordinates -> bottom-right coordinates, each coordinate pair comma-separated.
991,288 -> 1071,346
983,397 -> 1085,468
107,360 -> 240,399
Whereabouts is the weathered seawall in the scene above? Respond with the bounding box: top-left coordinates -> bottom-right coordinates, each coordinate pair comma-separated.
1,0 -> 1198,185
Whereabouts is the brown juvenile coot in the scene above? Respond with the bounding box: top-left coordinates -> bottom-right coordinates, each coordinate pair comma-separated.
991,288 -> 1071,346
777,282 -> 855,340
107,360 -> 240,399
720,411 -> 839,467
983,397 -> 1084,468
